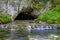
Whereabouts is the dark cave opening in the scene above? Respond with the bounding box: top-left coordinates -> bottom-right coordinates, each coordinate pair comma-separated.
15,12 -> 36,20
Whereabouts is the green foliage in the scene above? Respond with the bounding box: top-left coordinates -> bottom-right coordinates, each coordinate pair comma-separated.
32,0 -> 44,10
32,2 -> 41,10
35,5 -> 60,24
32,0 -> 50,10
0,13 -> 12,24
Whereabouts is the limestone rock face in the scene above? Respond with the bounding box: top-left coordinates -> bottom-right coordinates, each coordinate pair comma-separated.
0,0 -> 52,20
0,0 -> 32,19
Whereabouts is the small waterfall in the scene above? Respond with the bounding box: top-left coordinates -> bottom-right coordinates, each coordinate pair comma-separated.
32,25 -> 56,30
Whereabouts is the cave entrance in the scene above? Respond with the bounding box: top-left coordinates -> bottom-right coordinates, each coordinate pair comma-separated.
15,12 -> 36,20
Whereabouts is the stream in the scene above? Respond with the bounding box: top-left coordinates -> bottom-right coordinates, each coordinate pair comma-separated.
1,21 -> 59,40
16,28 -> 59,40
0,22 -> 60,40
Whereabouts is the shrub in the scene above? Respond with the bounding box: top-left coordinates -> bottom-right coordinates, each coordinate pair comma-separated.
34,5 -> 60,24
0,13 -> 12,24
32,0 -> 44,10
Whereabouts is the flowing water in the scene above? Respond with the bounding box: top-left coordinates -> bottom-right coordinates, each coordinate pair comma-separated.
0,23 -> 60,40
16,27 -> 60,40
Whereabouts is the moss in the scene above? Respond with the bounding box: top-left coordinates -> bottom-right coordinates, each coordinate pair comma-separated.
34,5 -> 60,24
0,13 -> 12,24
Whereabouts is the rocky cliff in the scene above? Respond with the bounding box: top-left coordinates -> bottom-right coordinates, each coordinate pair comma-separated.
0,0 -> 52,19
